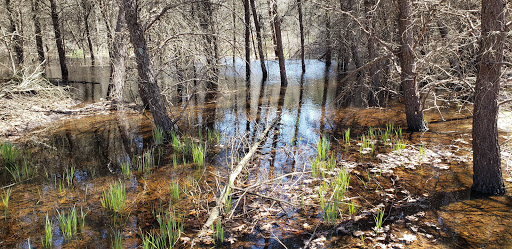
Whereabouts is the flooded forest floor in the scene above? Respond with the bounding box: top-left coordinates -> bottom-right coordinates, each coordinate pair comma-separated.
1,61 -> 512,249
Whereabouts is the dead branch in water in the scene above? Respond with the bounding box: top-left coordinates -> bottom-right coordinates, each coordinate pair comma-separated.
191,116 -> 280,247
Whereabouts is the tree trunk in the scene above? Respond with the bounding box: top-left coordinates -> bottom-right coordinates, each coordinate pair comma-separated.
250,0 -> 268,79
243,0 -> 251,79
32,0 -> 45,66
270,0 -> 287,86
365,0 -> 380,106
297,0 -> 305,73
5,0 -> 23,73
471,0 -> 506,195
122,0 -> 173,134
108,4 -> 127,103
324,11 -> 331,68
49,0 -> 68,82
83,3 -> 95,65
197,0 -> 219,89
397,0 -> 426,131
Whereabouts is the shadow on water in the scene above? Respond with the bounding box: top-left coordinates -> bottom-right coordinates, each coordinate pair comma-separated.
1,59 -> 512,248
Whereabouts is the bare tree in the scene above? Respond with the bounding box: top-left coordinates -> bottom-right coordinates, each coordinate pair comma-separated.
49,0 -> 69,82
108,5 -> 127,103
5,0 -> 23,73
32,0 -> 45,66
397,0 -> 426,131
81,0 -> 95,64
297,0 -> 305,73
250,0 -> 268,79
243,0 -> 251,79
122,0 -> 173,134
270,0 -> 287,86
471,0 -> 506,195
365,0 -> 380,106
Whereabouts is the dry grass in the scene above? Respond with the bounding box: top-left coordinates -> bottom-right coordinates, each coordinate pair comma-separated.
0,66 -> 79,138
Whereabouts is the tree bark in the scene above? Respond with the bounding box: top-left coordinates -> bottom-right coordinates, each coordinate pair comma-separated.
49,0 -> 69,82
250,0 -> 268,79
82,0 -> 95,65
108,4 -> 127,103
243,0 -> 251,79
297,0 -> 305,73
122,0 -> 173,135
5,0 -> 23,72
197,0 -> 219,89
270,0 -> 287,86
365,0 -> 380,106
324,11 -> 331,68
471,0 -> 506,195
397,0 -> 426,131
32,0 -> 45,66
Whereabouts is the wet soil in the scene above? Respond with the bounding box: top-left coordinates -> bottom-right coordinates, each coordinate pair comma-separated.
0,59 -> 511,248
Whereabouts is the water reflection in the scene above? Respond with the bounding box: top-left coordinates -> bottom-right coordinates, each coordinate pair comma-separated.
2,58 -> 511,248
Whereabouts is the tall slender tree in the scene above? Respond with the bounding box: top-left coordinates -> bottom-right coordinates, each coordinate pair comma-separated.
32,0 -> 45,66
270,0 -> 287,86
397,0 -> 426,131
81,0 -> 95,64
250,0 -> 268,79
365,0 -> 380,106
297,0 -> 305,73
49,0 -> 69,82
108,5 -> 127,103
5,0 -> 23,73
243,0 -> 251,79
471,0 -> 506,195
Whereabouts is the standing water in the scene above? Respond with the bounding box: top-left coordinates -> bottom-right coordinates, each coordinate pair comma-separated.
0,59 -> 511,248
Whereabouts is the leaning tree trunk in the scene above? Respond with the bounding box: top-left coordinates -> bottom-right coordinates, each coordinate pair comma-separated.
108,4 -> 127,103
397,0 -> 426,131
297,0 -> 305,73
122,0 -> 173,134
32,0 -> 45,66
49,0 -> 68,82
243,0 -> 251,79
471,0 -> 506,195
250,0 -> 268,79
270,0 -> 287,86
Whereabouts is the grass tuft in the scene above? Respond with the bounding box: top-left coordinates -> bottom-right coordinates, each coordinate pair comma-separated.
0,142 -> 20,167
42,213 -> 52,248
57,207 -> 79,240
101,181 -> 126,214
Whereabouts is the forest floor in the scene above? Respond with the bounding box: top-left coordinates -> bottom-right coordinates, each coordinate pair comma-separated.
0,93 -> 79,139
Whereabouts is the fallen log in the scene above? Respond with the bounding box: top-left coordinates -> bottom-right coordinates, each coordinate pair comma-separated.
191,116 -> 280,247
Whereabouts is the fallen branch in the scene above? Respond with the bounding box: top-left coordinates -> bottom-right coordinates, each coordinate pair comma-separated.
191,116 -> 280,247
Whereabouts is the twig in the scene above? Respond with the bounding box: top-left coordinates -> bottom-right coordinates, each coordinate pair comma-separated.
190,116 -> 280,247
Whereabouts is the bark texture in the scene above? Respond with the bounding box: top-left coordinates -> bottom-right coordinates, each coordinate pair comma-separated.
197,0 -> 219,88
49,0 -> 68,82
471,0 -> 506,195
32,0 -> 45,66
397,0 -> 426,131
243,0 -> 251,79
365,0 -> 380,106
123,0 -> 173,134
6,0 -> 23,72
82,0 -> 95,64
270,0 -> 287,86
250,0 -> 268,79
297,0 -> 305,73
109,5 -> 127,103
